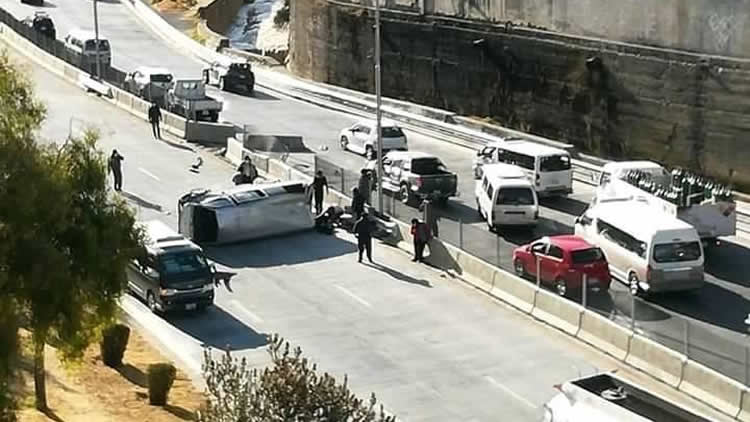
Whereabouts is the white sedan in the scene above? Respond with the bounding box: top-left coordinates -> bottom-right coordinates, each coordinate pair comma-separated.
338,120 -> 408,160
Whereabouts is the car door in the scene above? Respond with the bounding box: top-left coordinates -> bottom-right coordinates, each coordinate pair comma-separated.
346,124 -> 363,153
528,241 -> 549,281
476,175 -> 490,217
545,244 -> 565,281
354,125 -> 372,152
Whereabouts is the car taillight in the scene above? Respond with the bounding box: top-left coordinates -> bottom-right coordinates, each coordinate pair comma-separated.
416,178 -> 423,188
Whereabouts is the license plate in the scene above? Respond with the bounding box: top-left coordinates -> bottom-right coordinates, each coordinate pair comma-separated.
185,303 -> 197,311
587,278 -> 599,285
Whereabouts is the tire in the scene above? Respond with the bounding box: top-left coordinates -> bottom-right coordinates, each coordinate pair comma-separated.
513,258 -> 526,278
554,278 -> 568,297
628,272 -> 640,296
147,291 -> 158,313
365,146 -> 375,160
399,184 -> 411,205
340,136 -> 349,151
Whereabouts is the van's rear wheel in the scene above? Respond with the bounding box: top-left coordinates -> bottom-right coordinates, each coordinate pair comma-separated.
399,184 -> 411,205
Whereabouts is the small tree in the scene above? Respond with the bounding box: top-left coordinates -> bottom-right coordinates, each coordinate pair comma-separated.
199,334 -> 396,422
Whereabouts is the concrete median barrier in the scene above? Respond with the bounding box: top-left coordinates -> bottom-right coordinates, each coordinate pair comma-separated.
678,360 -> 745,417
626,334 -> 686,388
738,390 -> 750,422
531,289 -> 583,336
186,121 -> 237,145
453,250 -> 495,292
576,310 -> 632,360
490,272 -> 536,314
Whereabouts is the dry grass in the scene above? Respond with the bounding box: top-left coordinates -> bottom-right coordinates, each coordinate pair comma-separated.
14,328 -> 203,422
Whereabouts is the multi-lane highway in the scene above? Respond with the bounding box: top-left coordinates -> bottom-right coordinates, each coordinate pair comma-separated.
3,0 -> 750,384
5,39 -> 733,422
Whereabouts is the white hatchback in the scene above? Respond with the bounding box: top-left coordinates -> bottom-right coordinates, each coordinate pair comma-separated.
339,120 -> 408,160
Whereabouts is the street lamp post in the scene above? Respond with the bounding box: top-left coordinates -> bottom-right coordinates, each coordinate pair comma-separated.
374,0 -> 384,214
93,0 -> 101,79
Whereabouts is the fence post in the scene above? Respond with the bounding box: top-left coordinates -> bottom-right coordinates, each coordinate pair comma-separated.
683,319 -> 689,357
745,345 -> 749,386
582,273 -> 587,308
496,235 -> 501,268
536,257 -> 541,288
459,219 -> 463,249
339,168 -> 345,192
630,288 -> 637,333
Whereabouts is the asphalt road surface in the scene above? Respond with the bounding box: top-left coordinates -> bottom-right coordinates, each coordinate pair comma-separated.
3,0 -> 750,384
2,39 -> 737,422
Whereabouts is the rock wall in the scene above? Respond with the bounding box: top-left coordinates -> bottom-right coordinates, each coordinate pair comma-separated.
199,0 -> 244,33
290,0 -> 750,189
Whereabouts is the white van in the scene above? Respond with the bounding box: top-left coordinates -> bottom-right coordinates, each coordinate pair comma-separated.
574,199 -> 704,294
64,29 -> 111,68
475,163 -> 539,230
473,139 -> 573,197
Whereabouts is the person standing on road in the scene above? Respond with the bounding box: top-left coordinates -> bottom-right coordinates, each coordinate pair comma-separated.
353,211 -> 375,263
312,170 -> 328,215
108,149 -> 124,192
419,197 -> 439,237
358,168 -> 372,205
411,218 -> 431,263
351,187 -> 365,220
148,101 -> 162,140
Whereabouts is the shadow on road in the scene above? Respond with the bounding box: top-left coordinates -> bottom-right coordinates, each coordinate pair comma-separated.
120,191 -> 163,212
205,231 -> 357,269
366,262 -> 432,287
705,240 -> 750,287
166,305 -> 268,351
117,363 -> 147,388
650,282 -> 750,333
539,195 -> 590,217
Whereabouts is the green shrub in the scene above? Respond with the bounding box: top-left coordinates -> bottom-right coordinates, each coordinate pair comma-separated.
100,324 -> 130,368
147,363 -> 176,406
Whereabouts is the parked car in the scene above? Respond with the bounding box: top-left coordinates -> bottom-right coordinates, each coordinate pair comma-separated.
203,59 -> 254,93
340,120 -> 408,160
124,66 -> 174,103
22,12 -> 55,40
512,235 -> 611,297
365,151 -> 458,205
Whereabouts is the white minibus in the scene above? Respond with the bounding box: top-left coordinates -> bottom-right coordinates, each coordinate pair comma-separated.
473,139 -> 573,197
475,163 -> 538,230
574,199 -> 704,294
64,29 -> 111,69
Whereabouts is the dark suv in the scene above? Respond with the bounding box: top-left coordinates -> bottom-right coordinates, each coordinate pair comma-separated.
127,221 -> 215,314
23,12 -> 55,40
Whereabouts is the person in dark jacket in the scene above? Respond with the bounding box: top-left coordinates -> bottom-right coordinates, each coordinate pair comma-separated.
108,149 -> 124,192
358,168 -> 372,205
410,218 -> 432,263
148,101 -> 162,139
351,187 -> 365,220
312,170 -> 328,215
236,156 -> 258,184
353,211 -> 375,263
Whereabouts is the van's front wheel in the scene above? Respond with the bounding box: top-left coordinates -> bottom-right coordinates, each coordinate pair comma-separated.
628,272 -> 641,296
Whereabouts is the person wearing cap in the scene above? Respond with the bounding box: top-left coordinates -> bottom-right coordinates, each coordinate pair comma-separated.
353,211 -> 375,263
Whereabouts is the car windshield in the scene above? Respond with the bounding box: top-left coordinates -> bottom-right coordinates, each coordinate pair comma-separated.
84,39 -> 109,52
540,155 -> 571,172
571,248 -> 605,264
159,251 -> 209,282
381,126 -> 404,138
411,158 -> 446,175
229,63 -> 250,72
496,187 -> 535,205
653,241 -> 702,263
150,74 -> 173,83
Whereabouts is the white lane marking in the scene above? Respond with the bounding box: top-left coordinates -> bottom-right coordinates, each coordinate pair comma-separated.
138,167 -> 161,181
335,285 -> 372,308
230,299 -> 264,324
484,376 -> 536,409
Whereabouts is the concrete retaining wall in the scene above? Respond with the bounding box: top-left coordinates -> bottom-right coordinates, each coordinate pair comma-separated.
490,272 -> 536,314
679,360 -> 745,417
626,335 -> 687,388
531,289 -> 582,336
576,311 -> 632,361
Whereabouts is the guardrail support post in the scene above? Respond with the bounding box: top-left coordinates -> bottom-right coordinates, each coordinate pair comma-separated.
536,257 -> 541,288
745,345 -> 749,385
459,219 -> 463,249
582,274 -> 587,308
630,292 -> 636,333
683,319 -> 689,357
340,169 -> 345,192
496,235 -> 501,267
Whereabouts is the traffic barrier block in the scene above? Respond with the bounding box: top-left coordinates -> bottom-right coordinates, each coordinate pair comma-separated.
737,390 -> 750,422
185,121 -> 236,145
576,310 -> 632,361
490,272 -> 536,314
626,334 -> 686,388
679,360 -> 745,417
454,251 -> 495,292
225,137 -> 244,165
531,289 -> 583,336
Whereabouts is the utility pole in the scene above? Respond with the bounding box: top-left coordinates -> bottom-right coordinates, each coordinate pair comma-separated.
93,0 -> 101,79
374,0 -> 384,214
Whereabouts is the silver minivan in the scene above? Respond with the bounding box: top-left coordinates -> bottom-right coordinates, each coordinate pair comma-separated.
475,163 -> 539,230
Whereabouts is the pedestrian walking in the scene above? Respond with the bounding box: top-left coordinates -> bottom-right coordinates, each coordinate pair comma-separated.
108,149 -> 124,192
419,197 -> 439,237
358,168 -> 372,205
351,187 -> 365,220
148,101 -> 162,139
312,170 -> 328,215
353,211 -> 375,263
411,218 -> 432,262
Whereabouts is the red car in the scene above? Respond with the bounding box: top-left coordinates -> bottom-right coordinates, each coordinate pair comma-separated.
512,235 -> 611,297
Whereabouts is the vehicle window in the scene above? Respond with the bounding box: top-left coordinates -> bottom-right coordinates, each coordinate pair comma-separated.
159,252 -> 209,281
401,160 -> 410,171
382,157 -> 392,166
231,190 -> 265,204
571,248 -> 605,264
411,158 -> 446,175
382,127 -> 404,138
390,160 -> 402,170
479,146 -> 496,158
360,126 -> 371,135
539,155 -> 571,172
598,220 -> 646,258
229,63 -> 250,72
84,39 -> 109,52
499,150 -> 535,170
481,177 -> 489,192
150,74 -> 173,83
496,187 -> 535,205
548,245 -> 564,259
599,172 -> 611,186
578,213 -> 593,226
531,243 -> 547,254
653,242 -> 701,263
